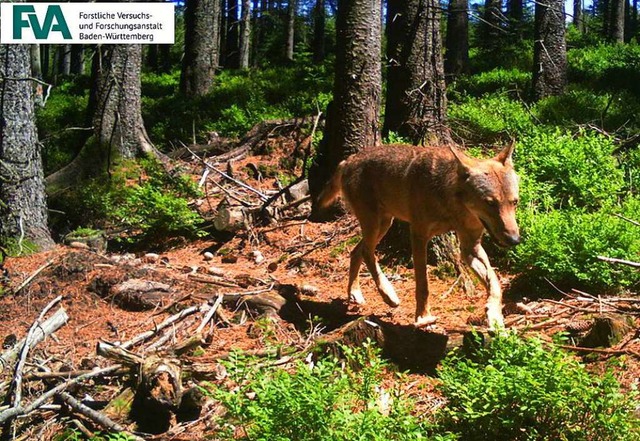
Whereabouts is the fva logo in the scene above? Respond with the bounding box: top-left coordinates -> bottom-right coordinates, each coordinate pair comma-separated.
13,5 -> 71,40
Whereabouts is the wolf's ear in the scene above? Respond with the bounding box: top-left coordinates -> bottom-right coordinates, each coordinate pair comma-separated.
449,145 -> 473,177
495,140 -> 515,166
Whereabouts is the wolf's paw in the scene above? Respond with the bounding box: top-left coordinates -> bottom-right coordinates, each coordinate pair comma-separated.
349,288 -> 365,305
415,314 -> 438,327
379,280 -> 400,307
486,308 -> 505,333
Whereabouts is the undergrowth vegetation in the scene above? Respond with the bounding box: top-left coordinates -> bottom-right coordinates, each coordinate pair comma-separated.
39,40 -> 640,291
207,338 -> 639,440
51,158 -> 204,248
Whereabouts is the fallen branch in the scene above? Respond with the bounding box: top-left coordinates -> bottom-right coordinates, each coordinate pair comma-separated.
0,365 -> 122,425
13,259 -> 54,294
1,307 -> 69,371
57,392 -> 145,441
187,146 -> 268,201
596,255 -> 640,268
196,293 -> 225,335
10,296 -> 64,408
557,344 -> 640,359
119,305 -> 201,350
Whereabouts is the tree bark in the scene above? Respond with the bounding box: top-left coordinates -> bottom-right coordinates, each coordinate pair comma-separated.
508,0 -> 523,21
286,0 -> 297,61
384,0 -> 448,144
181,0 -> 221,96
30,45 -> 42,79
445,0 -> 469,78
309,0 -> 382,204
532,0 -> 567,101
610,0 -> 625,41
480,0 -> 504,49
46,45 -> 156,192
313,0 -> 326,64
70,45 -> 84,76
239,0 -> 252,69
57,44 -> 71,77
0,43 -> 54,250
288,0 -> 298,58
573,0 -> 584,31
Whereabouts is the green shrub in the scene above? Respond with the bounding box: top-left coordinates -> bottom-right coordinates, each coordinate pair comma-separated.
534,88 -> 640,132
55,159 -> 204,246
448,95 -> 536,144
449,68 -> 531,100
512,204 -> 640,291
211,343 -> 430,441
517,129 -> 624,210
568,43 -> 640,96
436,332 -> 640,441
142,63 -> 332,147
36,84 -> 90,174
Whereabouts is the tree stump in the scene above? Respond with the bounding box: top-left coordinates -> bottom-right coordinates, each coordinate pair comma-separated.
579,314 -> 634,348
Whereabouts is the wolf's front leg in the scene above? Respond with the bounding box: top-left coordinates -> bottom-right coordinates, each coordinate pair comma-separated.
460,234 -> 504,330
411,229 -> 437,327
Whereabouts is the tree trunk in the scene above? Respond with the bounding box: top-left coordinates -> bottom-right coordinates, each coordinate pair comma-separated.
481,0 -> 503,48
30,45 -> 42,79
0,43 -> 54,251
445,0 -> 469,78
384,0 -> 448,144
181,0 -> 221,96
57,44 -> 71,77
46,45 -> 156,192
286,0 -> 297,61
309,0 -> 382,203
633,0 -> 639,40
573,0 -> 584,31
224,0 -> 240,68
610,0 -> 625,41
70,45 -> 85,76
532,0 -> 567,100
313,0 -> 326,64
159,44 -> 172,73
239,0 -> 252,69
508,0 -> 523,21
602,0 -> 611,37
41,45 -> 50,81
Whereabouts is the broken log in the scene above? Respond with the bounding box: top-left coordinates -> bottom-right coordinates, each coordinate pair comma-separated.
108,279 -> 173,311
57,392 -> 145,441
1,307 -> 69,371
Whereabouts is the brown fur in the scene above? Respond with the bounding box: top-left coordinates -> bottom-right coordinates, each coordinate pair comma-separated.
318,143 -> 520,329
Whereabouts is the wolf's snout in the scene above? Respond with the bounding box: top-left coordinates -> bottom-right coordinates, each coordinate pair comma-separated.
504,233 -> 521,246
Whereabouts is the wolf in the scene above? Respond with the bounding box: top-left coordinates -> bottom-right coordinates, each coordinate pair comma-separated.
317,143 -> 520,330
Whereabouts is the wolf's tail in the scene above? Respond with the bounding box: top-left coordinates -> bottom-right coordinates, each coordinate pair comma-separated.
317,161 -> 346,209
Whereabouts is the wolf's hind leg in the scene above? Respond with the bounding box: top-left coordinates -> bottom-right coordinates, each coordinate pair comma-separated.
360,215 -> 400,307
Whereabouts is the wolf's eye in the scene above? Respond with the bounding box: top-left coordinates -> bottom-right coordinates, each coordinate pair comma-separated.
485,198 -> 498,206
511,199 -> 519,206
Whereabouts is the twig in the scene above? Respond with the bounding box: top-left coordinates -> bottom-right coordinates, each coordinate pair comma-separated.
187,146 -> 268,201
13,260 -> 54,294
10,296 -> 63,408
196,293 -> 224,335
119,305 -> 201,350
57,392 -> 145,441
556,344 -> 640,359
0,365 -> 122,425
596,255 -> 640,268
23,368 -> 128,382
612,213 -> 640,227
188,274 -> 240,288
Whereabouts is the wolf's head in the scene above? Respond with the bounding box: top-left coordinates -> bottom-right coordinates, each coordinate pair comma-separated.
450,143 -> 521,247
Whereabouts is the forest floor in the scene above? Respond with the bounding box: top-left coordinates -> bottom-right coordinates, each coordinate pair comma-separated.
2,123 -> 640,440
